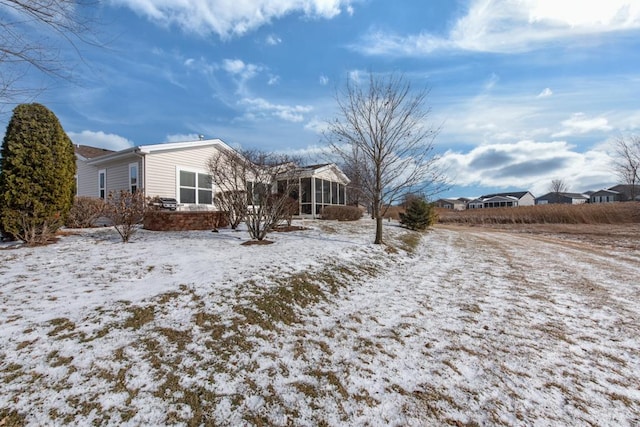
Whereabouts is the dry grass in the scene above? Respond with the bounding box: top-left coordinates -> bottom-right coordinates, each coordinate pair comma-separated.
437,202 -> 639,225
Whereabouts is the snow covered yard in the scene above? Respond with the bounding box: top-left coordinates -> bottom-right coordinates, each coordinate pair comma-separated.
1,220 -> 639,426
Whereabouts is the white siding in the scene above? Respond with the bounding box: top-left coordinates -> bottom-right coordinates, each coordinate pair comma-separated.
519,193 -> 536,206
100,160 -> 130,195
313,168 -> 347,183
145,146 -> 221,198
76,159 -> 98,197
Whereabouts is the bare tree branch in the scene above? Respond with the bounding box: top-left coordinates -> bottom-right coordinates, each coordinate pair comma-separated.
0,0 -> 99,108
324,72 -> 448,244
208,147 -> 302,241
613,135 -> 640,200
548,178 -> 568,203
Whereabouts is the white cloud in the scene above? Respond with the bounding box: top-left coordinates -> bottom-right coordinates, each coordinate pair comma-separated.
355,0 -> 640,55
484,73 -> 500,91
221,59 -> 263,95
108,0 -> 355,38
222,59 -> 260,78
67,130 -> 134,151
348,69 -> 363,84
319,75 -> 329,85
537,88 -> 553,98
268,75 -> 280,85
266,34 -> 282,45
440,139 -> 615,195
304,117 -> 329,133
165,133 -> 202,142
553,113 -> 613,137
239,97 -> 313,122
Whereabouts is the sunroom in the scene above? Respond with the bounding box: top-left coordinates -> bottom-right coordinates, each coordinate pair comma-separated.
276,163 -> 351,219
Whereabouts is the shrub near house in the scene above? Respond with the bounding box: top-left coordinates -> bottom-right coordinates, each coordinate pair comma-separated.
0,103 -> 76,244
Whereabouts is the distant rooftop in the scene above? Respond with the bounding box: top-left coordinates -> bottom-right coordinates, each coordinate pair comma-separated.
74,145 -> 114,159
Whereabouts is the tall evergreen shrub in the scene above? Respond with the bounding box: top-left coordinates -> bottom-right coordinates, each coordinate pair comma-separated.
399,198 -> 438,231
0,103 -> 77,244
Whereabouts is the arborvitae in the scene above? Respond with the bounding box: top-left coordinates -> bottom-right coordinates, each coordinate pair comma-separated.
399,198 -> 438,231
0,103 -> 77,244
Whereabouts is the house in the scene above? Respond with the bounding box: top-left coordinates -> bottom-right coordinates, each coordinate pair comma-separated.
74,138 -> 350,219
607,184 -> 640,201
467,191 -> 535,209
535,192 -> 589,205
589,188 -> 622,203
434,198 -> 467,211
278,164 -> 350,216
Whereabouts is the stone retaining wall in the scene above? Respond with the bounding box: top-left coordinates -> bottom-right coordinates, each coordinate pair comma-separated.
144,211 -> 228,231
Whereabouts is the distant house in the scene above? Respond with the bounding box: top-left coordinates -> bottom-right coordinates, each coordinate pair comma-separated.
74,139 -> 350,219
467,191 -> 535,209
535,192 -> 589,205
434,198 -> 467,211
608,184 -> 640,202
589,189 -> 622,203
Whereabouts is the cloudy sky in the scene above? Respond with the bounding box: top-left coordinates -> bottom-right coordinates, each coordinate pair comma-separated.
2,0 -> 640,198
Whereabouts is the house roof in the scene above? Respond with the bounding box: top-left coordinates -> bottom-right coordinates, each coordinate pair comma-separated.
590,189 -> 620,196
291,163 -> 350,184
74,145 -> 115,159
536,192 -> 588,200
608,184 -> 640,200
479,191 -> 531,199
483,195 -> 518,203
82,138 -> 230,165
436,198 -> 466,205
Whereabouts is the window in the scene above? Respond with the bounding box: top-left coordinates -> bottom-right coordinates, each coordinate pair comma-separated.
246,181 -> 270,205
129,163 -> 138,193
322,179 -> 330,204
98,169 -> 106,199
178,168 -> 213,205
315,178 -> 322,207
300,178 -> 312,214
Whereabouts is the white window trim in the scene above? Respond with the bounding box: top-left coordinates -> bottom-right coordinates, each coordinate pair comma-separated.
176,166 -> 214,207
98,169 -> 106,199
129,162 -> 139,193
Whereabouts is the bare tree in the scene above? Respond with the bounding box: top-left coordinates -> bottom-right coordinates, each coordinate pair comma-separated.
613,135 -> 640,200
207,148 -> 251,230
1,0 -> 97,107
208,148 -> 301,241
324,72 -> 448,244
548,179 -> 568,203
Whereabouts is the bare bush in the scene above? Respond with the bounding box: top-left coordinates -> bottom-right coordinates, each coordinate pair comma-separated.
66,197 -> 105,228
321,205 -> 363,221
208,148 -> 302,241
104,190 -> 146,242
7,214 -> 61,245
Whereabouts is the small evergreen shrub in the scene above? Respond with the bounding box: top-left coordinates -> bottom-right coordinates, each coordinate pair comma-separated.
66,197 -> 105,228
321,205 -> 363,221
399,199 -> 437,231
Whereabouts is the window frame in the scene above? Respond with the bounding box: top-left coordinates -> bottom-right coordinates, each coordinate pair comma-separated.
176,166 -> 214,206
129,162 -> 139,194
98,169 -> 106,199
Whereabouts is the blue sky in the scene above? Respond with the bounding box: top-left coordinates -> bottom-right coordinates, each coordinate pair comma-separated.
2,0 -> 640,198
